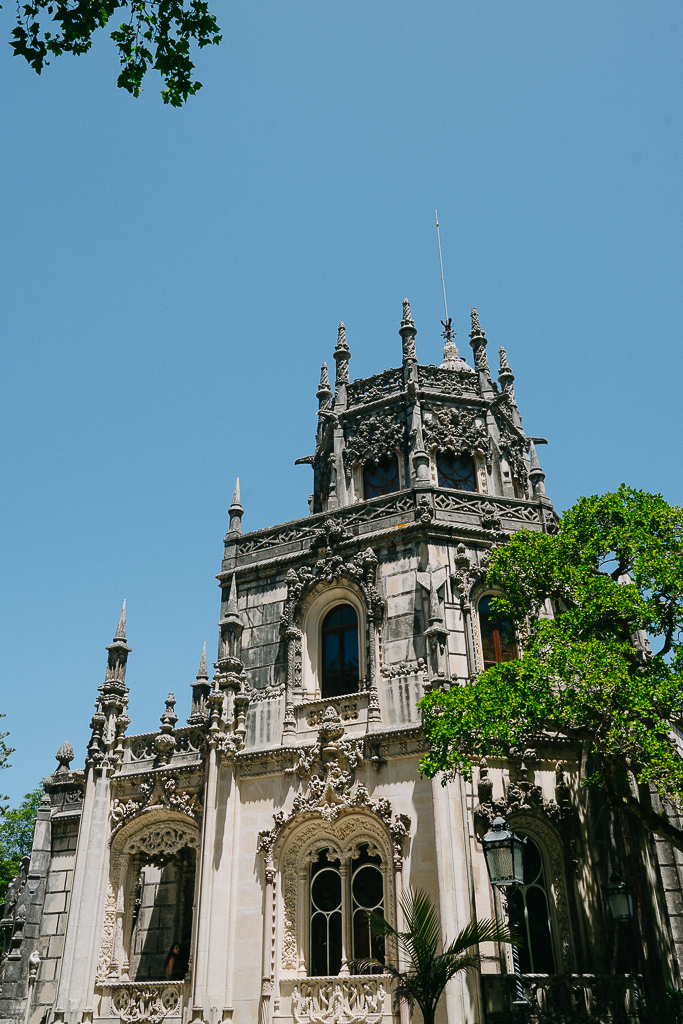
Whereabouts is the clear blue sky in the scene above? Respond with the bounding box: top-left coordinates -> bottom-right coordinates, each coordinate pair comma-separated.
1,1 -> 681,804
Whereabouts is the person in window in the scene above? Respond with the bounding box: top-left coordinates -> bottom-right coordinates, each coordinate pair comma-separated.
322,605 -> 359,698
478,596 -> 517,670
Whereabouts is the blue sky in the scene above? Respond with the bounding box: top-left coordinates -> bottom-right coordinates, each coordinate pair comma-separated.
1,1 -> 681,804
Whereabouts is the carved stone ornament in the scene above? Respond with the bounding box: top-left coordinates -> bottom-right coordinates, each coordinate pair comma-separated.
421,404 -> 492,470
495,417 -> 529,488
110,772 -> 202,835
292,976 -> 388,1024
110,985 -> 181,1024
285,707 -> 365,779
450,544 -> 490,604
342,410 -> 405,474
282,547 -> 383,628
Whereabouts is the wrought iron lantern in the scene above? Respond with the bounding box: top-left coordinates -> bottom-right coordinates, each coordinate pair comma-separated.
604,872 -> 634,921
481,816 -> 526,888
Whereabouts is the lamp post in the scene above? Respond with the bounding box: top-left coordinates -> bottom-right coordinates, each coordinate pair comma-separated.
603,872 -> 641,1022
481,816 -> 530,1012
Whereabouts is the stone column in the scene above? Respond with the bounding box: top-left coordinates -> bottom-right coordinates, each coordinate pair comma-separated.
258,868 -> 274,1024
191,740 -> 219,1011
393,863 -> 409,1024
339,865 -> 350,977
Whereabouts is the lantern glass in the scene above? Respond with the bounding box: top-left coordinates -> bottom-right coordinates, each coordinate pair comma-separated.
482,817 -> 525,888
604,873 -> 634,921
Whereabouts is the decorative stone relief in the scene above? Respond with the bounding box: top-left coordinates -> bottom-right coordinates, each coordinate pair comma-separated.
342,410 -> 405,475
110,985 -> 181,1023
346,368 -> 403,407
291,977 -> 387,1024
421,404 -> 492,470
495,418 -> 529,489
110,772 -> 202,835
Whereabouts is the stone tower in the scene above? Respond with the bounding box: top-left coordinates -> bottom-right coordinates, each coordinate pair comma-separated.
1,301 -> 678,1024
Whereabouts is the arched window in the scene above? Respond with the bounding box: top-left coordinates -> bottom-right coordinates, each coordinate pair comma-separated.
363,457 -> 400,499
436,451 -> 477,491
322,605 -> 360,698
310,845 -> 384,977
478,596 -> 517,669
509,834 -> 556,974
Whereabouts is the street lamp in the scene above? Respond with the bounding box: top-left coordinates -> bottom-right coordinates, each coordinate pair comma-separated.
602,872 -> 641,1022
481,817 -> 530,1011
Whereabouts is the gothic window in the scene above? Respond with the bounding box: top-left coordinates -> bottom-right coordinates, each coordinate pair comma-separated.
436,451 -> 477,491
508,834 -> 557,974
363,457 -> 400,499
322,605 -> 360,699
478,596 -> 517,669
130,847 -> 195,980
309,846 -> 384,977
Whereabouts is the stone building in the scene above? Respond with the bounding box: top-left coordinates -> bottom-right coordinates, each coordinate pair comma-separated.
1,301 -> 681,1024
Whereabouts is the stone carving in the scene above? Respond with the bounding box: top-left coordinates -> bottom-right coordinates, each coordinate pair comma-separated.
421,405 -> 492,470
110,772 -> 202,835
130,728 -> 204,762
111,985 -> 181,1023
306,701 -> 359,727
282,549 -> 382,636
346,368 -> 403,407
480,501 -> 503,537
0,856 -> 29,962
292,977 -> 387,1023
342,410 -> 405,474
310,519 -> 350,554
334,323 -> 351,386
123,823 -> 200,861
495,419 -> 529,489
27,949 -> 40,981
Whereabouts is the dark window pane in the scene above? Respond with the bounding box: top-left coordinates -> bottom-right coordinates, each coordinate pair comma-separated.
328,910 -> 343,976
324,634 -> 341,674
343,630 -> 359,687
523,838 -> 543,886
311,869 -> 341,912
310,912 -> 329,977
364,458 -> 400,499
352,866 -> 383,909
478,596 -> 517,669
353,909 -> 371,961
526,886 -> 555,974
322,605 -> 360,699
437,452 -> 477,491
509,888 -> 531,974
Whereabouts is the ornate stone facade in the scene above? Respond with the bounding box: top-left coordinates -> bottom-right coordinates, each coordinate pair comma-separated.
0,301 -> 676,1024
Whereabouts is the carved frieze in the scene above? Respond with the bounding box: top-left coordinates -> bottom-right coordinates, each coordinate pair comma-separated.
346,367 -> 403,406
292,977 -> 388,1024
342,410 -> 405,472
110,771 -> 203,835
421,404 -> 492,470
110,985 -> 181,1023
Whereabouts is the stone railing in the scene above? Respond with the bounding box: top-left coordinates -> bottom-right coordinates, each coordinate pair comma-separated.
482,973 -> 641,1023
291,975 -> 390,1023
106,982 -> 189,1023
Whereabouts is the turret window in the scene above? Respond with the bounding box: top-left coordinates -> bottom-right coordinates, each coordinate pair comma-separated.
322,604 -> 360,698
436,451 -> 477,491
478,596 -> 517,669
363,457 -> 400,499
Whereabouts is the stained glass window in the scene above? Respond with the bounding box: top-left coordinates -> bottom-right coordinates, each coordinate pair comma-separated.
322,605 -> 360,699
478,596 -> 517,669
363,458 -> 400,499
436,451 -> 477,491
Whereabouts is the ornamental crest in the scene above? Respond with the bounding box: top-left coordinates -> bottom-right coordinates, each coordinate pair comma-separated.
342,410 -> 405,472
282,546 -> 383,629
421,405 -> 492,469
110,770 -> 203,836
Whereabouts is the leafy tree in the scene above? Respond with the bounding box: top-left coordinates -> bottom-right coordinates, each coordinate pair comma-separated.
8,0 -> 221,105
419,486 -> 683,851
0,789 -> 43,903
349,887 -> 515,1024
0,715 -> 14,812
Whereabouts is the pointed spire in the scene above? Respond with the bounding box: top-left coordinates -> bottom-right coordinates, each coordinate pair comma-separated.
115,599 -> 126,641
529,441 -> 547,497
225,573 -> 240,622
470,307 -> 483,336
333,322 -> 351,386
468,307 -> 491,380
197,641 -> 208,680
498,346 -> 516,398
399,298 -> 417,363
317,361 -> 332,409
228,478 -> 244,534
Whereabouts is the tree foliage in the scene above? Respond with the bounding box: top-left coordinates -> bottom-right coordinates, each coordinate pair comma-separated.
0,788 -> 43,902
349,887 -> 515,1024
419,486 -> 683,851
8,0 -> 221,105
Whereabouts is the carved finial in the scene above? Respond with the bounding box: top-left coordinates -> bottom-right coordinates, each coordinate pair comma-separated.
114,599 -> 127,641
399,298 -> 417,363
55,741 -> 74,774
317,362 -> 332,409
160,693 -> 178,729
401,298 -> 414,326
499,347 -> 510,371
498,346 -> 516,397
225,573 -> 240,621
197,641 -> 208,680
528,441 -> 546,497
228,478 -> 244,534
470,308 -> 483,336
333,322 -> 351,386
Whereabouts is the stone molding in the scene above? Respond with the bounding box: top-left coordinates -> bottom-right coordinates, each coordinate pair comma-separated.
291,976 -> 389,1023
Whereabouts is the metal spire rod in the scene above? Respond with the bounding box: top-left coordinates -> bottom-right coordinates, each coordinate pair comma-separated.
435,209 -> 448,322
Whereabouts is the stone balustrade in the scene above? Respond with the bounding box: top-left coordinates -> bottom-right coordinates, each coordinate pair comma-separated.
290,975 -> 390,1023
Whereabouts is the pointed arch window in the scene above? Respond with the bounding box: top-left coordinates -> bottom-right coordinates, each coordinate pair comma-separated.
437,451 -> 477,491
322,605 -> 360,698
309,845 -> 384,977
508,834 -> 557,974
478,596 -> 517,669
363,457 -> 400,499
